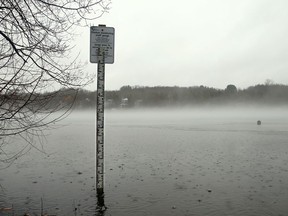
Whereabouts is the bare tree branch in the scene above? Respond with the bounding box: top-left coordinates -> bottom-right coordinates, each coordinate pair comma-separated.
0,0 -> 110,166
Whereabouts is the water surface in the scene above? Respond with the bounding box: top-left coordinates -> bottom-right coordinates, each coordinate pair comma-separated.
1,108 -> 288,215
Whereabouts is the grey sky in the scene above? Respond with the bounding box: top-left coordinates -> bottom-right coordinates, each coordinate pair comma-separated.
77,0 -> 288,90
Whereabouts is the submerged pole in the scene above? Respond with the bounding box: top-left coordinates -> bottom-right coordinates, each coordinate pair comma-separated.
96,46 -> 105,201
91,24 -> 114,212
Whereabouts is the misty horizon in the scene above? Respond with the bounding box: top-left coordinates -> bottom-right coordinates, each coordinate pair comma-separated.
69,82 -> 288,110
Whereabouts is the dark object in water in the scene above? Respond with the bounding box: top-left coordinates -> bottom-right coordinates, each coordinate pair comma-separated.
257,120 -> 261,125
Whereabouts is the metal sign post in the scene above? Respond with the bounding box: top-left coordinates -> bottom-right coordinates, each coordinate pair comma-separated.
90,25 -> 115,211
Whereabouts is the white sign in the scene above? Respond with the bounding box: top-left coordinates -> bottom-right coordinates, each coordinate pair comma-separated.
90,26 -> 115,64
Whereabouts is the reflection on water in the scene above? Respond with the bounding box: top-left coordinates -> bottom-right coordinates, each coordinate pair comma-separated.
96,192 -> 107,214
1,108 -> 288,215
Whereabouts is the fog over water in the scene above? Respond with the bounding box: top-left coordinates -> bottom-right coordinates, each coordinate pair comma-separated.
1,107 -> 288,215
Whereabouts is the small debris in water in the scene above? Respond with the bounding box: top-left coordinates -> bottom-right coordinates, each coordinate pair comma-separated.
0,207 -> 13,211
207,189 -> 212,193
198,199 -> 202,202
32,181 -> 37,184
257,120 -> 261,125
172,206 -> 176,209
77,171 -> 82,175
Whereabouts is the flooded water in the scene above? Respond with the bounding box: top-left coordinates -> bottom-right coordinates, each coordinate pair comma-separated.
1,107 -> 288,216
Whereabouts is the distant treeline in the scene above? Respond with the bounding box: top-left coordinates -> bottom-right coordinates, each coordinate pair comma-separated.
69,83 -> 288,109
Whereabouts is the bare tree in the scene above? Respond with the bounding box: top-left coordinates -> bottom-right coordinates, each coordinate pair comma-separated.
0,0 -> 110,167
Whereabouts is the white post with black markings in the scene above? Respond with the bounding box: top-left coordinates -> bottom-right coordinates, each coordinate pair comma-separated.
90,24 -> 115,210
96,46 -> 105,197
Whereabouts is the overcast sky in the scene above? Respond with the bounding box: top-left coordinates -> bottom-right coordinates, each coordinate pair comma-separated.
76,0 -> 288,91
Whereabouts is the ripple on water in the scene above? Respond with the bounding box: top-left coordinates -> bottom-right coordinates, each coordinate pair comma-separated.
2,110 -> 288,215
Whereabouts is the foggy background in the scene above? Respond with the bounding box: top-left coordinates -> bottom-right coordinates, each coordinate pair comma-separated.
76,0 -> 288,91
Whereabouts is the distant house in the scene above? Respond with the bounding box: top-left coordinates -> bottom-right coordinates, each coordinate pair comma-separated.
120,98 -> 128,108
